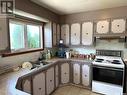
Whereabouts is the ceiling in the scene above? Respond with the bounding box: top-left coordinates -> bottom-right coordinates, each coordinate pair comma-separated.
31,0 -> 127,15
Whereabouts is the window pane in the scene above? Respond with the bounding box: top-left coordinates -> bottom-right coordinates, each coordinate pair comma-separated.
10,23 -> 25,50
27,25 -> 41,48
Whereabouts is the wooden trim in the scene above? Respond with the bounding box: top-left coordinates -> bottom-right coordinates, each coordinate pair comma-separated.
2,48 -> 43,57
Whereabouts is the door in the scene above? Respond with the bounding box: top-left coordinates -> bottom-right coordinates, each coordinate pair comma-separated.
53,22 -> 57,46
61,63 -> 70,84
71,23 -> 80,45
46,67 -> 54,95
111,19 -> 126,33
96,20 -> 109,34
61,24 -> 69,45
82,22 -> 93,45
33,72 -> 45,95
55,65 -> 59,88
82,64 -> 90,86
73,63 -> 80,84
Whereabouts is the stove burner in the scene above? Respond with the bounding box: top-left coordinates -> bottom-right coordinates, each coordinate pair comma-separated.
113,60 -> 120,62
111,62 -> 121,64
95,60 -> 103,62
96,58 -> 104,61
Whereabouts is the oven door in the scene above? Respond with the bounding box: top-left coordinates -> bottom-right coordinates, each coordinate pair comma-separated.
92,65 -> 124,86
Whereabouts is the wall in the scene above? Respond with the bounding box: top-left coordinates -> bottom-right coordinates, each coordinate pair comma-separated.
60,6 -> 127,60
60,6 -> 127,24
0,0 -> 60,69
15,0 -> 60,23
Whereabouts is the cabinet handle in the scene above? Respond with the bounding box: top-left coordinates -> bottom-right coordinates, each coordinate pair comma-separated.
75,73 -> 77,75
74,33 -> 76,36
39,88 -> 41,90
117,25 -> 120,27
85,75 -> 87,77
50,80 -> 52,82
64,72 -> 67,74
101,26 -> 104,28
86,33 -> 88,35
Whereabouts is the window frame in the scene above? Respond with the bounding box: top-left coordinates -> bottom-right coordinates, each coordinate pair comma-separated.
1,18 -> 44,57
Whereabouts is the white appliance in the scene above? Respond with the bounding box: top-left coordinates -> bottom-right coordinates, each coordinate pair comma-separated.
92,50 -> 126,95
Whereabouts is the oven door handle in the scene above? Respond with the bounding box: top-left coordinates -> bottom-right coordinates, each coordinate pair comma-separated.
92,65 -> 123,71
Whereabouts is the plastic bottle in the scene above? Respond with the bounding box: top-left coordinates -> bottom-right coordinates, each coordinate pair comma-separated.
47,50 -> 51,59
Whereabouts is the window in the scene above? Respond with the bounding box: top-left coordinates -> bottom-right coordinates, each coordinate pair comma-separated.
9,20 -> 43,52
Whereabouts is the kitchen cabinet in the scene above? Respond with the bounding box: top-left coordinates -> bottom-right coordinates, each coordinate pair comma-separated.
61,24 -> 70,45
71,23 -> 80,45
111,19 -> 126,33
55,65 -> 59,88
22,78 -> 31,94
61,63 -> 70,84
82,64 -> 90,86
33,72 -> 45,95
96,20 -> 109,34
52,22 -> 57,46
46,67 -> 54,95
82,22 -> 93,45
57,24 -> 60,44
73,63 -> 80,84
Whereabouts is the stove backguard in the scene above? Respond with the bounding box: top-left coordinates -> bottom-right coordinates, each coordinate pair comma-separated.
96,49 -> 123,58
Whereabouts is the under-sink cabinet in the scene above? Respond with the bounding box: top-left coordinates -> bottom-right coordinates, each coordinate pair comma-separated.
16,61 -> 91,95
33,72 -> 46,95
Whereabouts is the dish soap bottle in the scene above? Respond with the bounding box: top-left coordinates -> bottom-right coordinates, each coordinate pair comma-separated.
47,50 -> 51,59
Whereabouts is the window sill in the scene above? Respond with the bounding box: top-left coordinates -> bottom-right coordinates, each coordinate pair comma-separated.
1,48 -> 44,57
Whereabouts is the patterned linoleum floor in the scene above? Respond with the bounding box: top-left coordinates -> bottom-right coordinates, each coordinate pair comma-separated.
51,85 -> 101,95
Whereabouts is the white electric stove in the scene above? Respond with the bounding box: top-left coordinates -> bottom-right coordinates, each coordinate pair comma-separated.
92,50 -> 126,95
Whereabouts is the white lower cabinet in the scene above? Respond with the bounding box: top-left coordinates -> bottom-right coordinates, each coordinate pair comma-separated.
33,72 -> 45,95
55,65 -> 59,88
46,67 -> 54,95
73,63 -> 80,84
82,64 -> 90,86
61,63 -> 70,84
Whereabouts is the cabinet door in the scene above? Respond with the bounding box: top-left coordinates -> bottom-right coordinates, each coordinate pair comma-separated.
22,78 -> 31,94
57,24 -> 60,44
44,22 -> 52,47
73,63 -> 80,84
61,63 -> 70,84
82,64 -> 90,86
96,20 -> 109,34
33,72 -> 45,95
111,19 -> 126,33
46,67 -> 54,95
55,65 -> 59,88
82,22 -> 93,45
61,24 -> 69,45
53,22 -> 57,46
71,23 -> 80,45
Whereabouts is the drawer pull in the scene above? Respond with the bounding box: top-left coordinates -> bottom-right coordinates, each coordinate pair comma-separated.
39,88 -> 41,90
50,80 -> 52,82
85,75 -> 87,77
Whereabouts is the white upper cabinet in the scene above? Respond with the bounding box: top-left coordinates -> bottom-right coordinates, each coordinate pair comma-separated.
96,20 -> 109,34
111,19 -> 126,33
71,23 -> 80,45
57,24 -> 60,44
82,22 -> 93,45
61,24 -> 70,45
53,22 -> 57,46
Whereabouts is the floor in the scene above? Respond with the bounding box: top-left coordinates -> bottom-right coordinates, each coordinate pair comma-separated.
0,69 -> 31,95
52,85 -> 101,95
